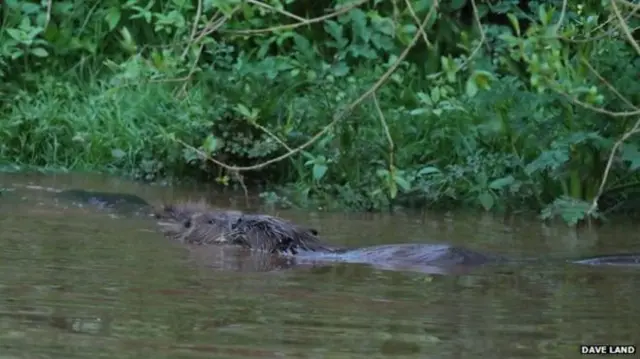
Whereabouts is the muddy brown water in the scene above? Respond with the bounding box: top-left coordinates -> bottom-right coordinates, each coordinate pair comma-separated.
0,172 -> 639,359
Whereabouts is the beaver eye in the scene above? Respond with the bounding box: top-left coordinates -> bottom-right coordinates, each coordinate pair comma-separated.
207,219 -> 216,225
184,219 -> 192,228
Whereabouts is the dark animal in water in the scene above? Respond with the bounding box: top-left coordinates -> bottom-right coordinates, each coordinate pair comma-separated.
39,190 -> 640,272
154,203 -> 640,274
155,202 -> 337,253
55,189 -> 151,215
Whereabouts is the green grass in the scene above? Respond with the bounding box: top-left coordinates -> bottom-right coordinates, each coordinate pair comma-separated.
0,75 -> 220,181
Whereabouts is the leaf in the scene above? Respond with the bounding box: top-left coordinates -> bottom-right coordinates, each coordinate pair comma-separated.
450,0 -> 466,11
538,4 -> 552,26
409,108 -> 428,116
312,164 -> 328,181
35,13 -> 48,27
30,47 -> 49,57
389,181 -> 398,199
242,3 -> 255,19
621,144 -> 640,171
119,27 -> 136,53
324,20 -> 343,42
414,0 -> 434,12
476,4 -> 489,18
21,2 -> 42,14
417,166 -> 441,176
5,28 -> 24,41
292,33 -> 314,58
525,149 -> 569,175
393,175 -> 411,191
111,148 -> 126,159
478,192 -> 494,211
489,175 -> 515,190
372,17 -> 394,36
349,8 -> 369,42
542,196 -> 591,226
507,13 -> 521,36
538,5 -> 546,24
473,70 -> 495,89
416,92 -> 432,106
376,168 -> 389,177
301,151 -> 315,161
202,135 -> 219,154
441,57 -> 457,83
331,62 -> 349,77
430,87 -> 440,103
563,131 -> 601,146
105,7 -> 122,31
234,104 -> 253,119
466,71 -> 495,98
465,77 -> 478,98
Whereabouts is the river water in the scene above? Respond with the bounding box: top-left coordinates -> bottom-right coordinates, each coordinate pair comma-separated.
0,172 -> 638,359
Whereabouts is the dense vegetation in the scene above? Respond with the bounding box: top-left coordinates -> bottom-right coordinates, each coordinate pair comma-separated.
1,0 -> 639,225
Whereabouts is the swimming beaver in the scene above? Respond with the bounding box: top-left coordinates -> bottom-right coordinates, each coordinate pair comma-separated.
153,203 -> 509,271
155,202 -> 338,254
55,189 -> 151,215
154,202 -> 640,273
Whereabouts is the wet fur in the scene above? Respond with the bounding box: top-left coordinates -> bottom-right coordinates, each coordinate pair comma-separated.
154,202 -> 339,255
225,213 -> 337,254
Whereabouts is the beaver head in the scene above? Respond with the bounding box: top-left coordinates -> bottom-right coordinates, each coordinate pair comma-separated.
154,203 -> 337,255
154,201 -> 212,224
154,202 -> 242,245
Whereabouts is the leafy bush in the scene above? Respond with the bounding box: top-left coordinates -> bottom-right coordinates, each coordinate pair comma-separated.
1,0 -> 640,225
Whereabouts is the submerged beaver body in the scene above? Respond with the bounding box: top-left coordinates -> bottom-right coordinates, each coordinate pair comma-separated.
154,203 -> 640,274
55,189 -> 151,215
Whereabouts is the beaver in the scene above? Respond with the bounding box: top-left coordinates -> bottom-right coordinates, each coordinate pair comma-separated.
154,202 -> 340,254
154,202 -> 640,273
55,189 -> 151,215
153,203 -> 507,271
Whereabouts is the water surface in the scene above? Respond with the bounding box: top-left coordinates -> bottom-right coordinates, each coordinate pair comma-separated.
1,172 -> 638,358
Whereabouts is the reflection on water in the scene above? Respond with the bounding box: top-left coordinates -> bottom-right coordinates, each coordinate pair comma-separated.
1,172 -> 639,358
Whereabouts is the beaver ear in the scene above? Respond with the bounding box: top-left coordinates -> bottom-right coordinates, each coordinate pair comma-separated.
229,216 -> 243,229
309,228 -> 319,236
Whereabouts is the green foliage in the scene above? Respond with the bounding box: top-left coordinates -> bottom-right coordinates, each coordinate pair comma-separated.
2,0 -> 640,226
